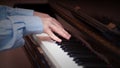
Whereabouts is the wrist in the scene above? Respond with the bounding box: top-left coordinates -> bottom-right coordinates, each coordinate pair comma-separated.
34,11 -> 39,16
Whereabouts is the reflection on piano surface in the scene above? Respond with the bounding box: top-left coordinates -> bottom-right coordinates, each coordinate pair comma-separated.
16,0 -> 120,68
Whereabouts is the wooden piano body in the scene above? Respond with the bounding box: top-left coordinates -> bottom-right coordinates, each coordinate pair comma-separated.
14,0 -> 120,68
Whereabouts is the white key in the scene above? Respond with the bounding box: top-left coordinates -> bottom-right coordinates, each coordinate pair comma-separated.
33,33 -> 83,68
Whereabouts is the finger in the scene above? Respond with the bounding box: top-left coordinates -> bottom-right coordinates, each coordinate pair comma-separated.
51,18 -> 63,27
51,18 -> 71,38
50,24 -> 71,40
46,29 -> 62,42
50,18 -> 70,37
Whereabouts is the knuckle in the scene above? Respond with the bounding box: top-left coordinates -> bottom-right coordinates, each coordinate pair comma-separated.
49,17 -> 53,21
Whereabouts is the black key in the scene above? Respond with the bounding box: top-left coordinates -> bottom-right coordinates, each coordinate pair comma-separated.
57,36 -> 108,67
74,57 -> 107,67
69,53 -> 96,58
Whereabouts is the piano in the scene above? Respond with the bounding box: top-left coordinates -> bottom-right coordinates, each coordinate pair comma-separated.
15,0 -> 120,68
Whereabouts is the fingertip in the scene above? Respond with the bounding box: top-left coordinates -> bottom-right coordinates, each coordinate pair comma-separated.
64,31 -> 71,40
63,30 -> 71,40
67,34 -> 71,40
58,39 -> 62,42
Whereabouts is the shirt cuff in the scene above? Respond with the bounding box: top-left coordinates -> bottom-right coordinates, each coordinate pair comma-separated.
8,16 -> 43,35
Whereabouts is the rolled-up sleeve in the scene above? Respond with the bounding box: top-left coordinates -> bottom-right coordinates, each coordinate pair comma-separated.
0,5 -> 44,51
0,5 -> 34,16
7,7 -> 34,16
0,16 -> 43,51
8,16 -> 43,35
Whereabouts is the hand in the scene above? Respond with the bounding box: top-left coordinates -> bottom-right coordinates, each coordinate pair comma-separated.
34,11 -> 71,42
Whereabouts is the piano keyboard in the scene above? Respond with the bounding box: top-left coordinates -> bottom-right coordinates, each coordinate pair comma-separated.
33,33 -> 108,68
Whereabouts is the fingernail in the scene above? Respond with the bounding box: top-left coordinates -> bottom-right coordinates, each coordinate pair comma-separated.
58,39 -> 62,42
67,34 -> 71,40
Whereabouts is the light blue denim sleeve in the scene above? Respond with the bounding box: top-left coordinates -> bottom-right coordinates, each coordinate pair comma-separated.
0,5 -> 43,51
0,16 -> 43,51
0,5 -> 34,16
